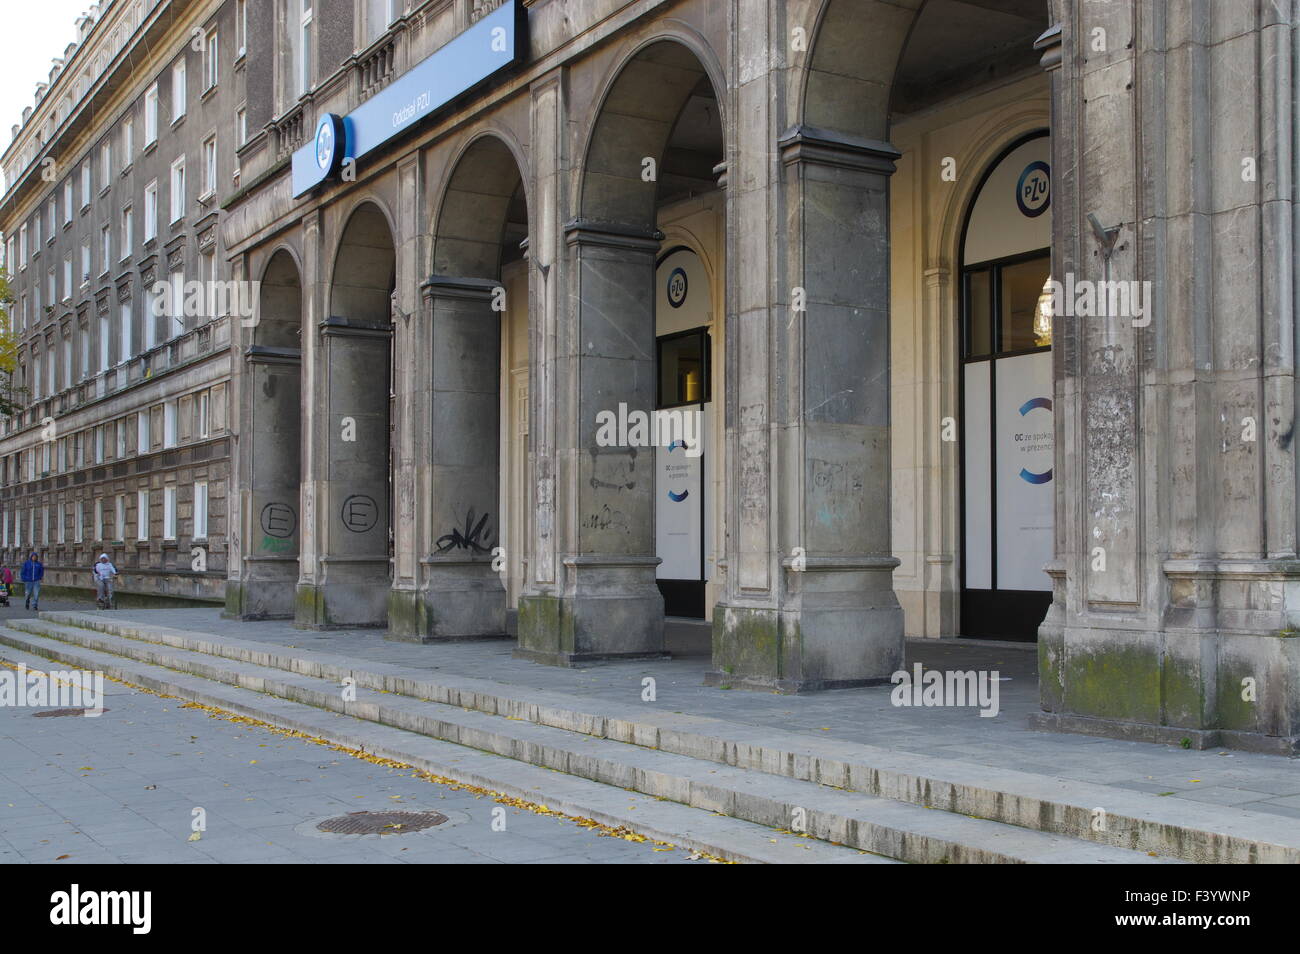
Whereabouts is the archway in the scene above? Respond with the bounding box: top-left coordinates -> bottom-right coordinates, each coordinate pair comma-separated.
299,202 -> 396,627
229,249 -> 303,618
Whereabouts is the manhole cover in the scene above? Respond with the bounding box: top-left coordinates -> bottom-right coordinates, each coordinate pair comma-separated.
33,708 -> 108,718
315,810 -> 448,835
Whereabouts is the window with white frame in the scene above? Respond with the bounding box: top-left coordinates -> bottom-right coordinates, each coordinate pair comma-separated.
163,485 -> 177,540
62,337 -> 71,385
47,198 -> 56,237
204,30 -> 219,90
144,84 -> 158,143
48,268 -> 56,305
115,494 -> 125,540
366,0 -> 398,44
198,390 -> 210,438
62,258 -> 71,300
94,497 -> 103,541
95,424 -> 105,463
123,115 -> 134,164
138,412 -> 150,454
121,206 -> 133,258
100,224 -> 111,274
164,400 -> 177,448
202,136 -> 216,196
120,303 -> 133,365
63,180 -> 73,224
193,481 -> 208,539
57,499 -> 65,543
18,224 -> 27,267
169,157 -> 185,222
116,417 -> 127,458
144,181 -> 157,240
172,59 -> 186,121
75,499 -> 83,542
236,0 -> 247,57
80,241 -> 90,284
100,141 -> 111,188
42,506 -> 49,544
294,0 -> 313,98
99,312 -> 110,372
236,107 -> 247,148
81,163 -> 91,207
137,489 -> 149,541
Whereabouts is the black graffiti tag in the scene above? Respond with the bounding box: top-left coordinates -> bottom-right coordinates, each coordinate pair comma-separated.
341,494 -> 379,533
261,502 -> 297,539
436,509 -> 495,554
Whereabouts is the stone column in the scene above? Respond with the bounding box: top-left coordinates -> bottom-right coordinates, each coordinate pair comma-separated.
389,276 -> 506,639
296,318 -> 391,627
515,222 -> 665,664
227,345 -> 302,618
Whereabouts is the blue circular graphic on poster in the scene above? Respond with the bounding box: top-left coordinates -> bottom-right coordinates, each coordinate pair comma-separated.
1016,160 -> 1051,218
315,118 -> 336,171
666,267 -> 688,308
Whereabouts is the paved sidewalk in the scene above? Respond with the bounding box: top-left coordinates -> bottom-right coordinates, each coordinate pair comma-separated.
0,662 -> 700,864
35,608 -> 1300,821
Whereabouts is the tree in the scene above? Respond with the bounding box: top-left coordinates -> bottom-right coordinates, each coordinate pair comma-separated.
0,267 -> 24,416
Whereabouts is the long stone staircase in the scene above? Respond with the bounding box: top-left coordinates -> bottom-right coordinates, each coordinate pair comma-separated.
3,611 -> 1297,864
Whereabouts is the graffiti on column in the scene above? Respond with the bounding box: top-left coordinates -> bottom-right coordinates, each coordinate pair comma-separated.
341,494 -> 379,533
260,502 -> 297,552
436,509 -> 495,554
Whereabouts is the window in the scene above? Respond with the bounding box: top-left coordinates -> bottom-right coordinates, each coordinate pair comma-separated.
18,224 -> 27,267
95,424 -> 105,464
62,337 -> 71,387
123,116 -> 134,164
198,391 -> 210,438
137,489 -> 149,541
48,348 -> 56,397
47,198 -> 56,237
144,181 -> 158,240
4,237 -> 11,271
236,0 -> 247,57
163,485 -> 177,540
57,502 -> 65,543
48,268 -> 56,306
42,506 -> 49,545
294,1 -> 313,98
120,303 -> 133,365
75,500 -> 83,542
80,241 -> 90,284
144,84 -> 158,144
94,498 -> 103,541
62,258 -> 71,300
20,295 -> 27,332
115,494 -> 126,541
163,400 -> 177,448
80,326 -> 89,380
193,481 -> 208,539
63,180 -> 73,224
81,163 -> 91,207
100,224 -> 111,274
100,141 -> 111,188
138,412 -> 150,453
116,418 -> 127,458
169,157 -> 185,223
33,215 -> 41,251
202,136 -> 217,196
236,107 -> 247,148
121,206 -> 133,258
204,30 -> 219,90
168,268 -> 184,335
99,312 -> 110,372
172,60 -> 186,121
367,0 -> 399,44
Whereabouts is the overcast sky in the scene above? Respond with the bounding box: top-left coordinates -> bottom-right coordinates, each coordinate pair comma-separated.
1,1 -> 102,180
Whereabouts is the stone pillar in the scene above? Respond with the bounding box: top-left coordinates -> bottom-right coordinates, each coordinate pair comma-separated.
1034,2 -> 1300,753
515,222 -> 665,664
296,317 -> 391,627
709,126 -> 903,692
389,276 -> 506,639
227,345 -> 302,618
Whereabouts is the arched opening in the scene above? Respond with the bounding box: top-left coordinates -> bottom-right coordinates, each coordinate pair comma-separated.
517,38 -> 725,664
395,135 -> 529,639
228,248 -> 304,618
301,202 -> 396,627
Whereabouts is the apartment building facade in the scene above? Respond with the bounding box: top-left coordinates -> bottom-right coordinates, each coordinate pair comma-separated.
2,0 -> 1299,754
0,0 -> 243,601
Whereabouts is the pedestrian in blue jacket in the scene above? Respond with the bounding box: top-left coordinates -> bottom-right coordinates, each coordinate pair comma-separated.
21,552 -> 43,611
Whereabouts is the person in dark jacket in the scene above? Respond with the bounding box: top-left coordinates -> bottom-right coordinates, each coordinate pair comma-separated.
21,552 -> 43,610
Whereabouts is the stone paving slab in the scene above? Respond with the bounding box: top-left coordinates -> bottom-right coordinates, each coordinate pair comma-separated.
35,607 -> 1300,824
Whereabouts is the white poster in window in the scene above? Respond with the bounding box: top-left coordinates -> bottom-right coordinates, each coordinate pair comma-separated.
963,361 -> 992,590
655,404 -> 704,581
994,351 -> 1054,591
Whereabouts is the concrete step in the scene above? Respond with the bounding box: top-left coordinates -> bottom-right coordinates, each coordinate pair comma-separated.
0,622 -> 1179,864
20,611 -> 1299,863
0,634 -> 885,865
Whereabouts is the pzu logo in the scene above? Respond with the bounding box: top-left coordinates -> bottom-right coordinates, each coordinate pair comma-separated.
1016,160 -> 1051,218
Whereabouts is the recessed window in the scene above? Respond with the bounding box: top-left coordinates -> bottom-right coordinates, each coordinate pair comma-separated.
170,157 -> 186,223
144,84 -> 158,144
172,60 -> 187,121
204,30 -> 219,91
144,181 -> 158,240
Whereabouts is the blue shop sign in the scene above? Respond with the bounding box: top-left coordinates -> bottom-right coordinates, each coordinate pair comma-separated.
292,1 -> 524,197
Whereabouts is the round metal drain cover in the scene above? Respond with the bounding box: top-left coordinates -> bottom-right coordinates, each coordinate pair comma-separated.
33,708 -> 107,718
316,810 -> 448,835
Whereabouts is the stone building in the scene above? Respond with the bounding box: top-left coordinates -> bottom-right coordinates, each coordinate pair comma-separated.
4,0 -> 1299,754
0,0 -> 242,603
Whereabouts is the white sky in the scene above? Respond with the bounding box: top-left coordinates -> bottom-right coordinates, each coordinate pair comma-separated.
0,1 -> 103,175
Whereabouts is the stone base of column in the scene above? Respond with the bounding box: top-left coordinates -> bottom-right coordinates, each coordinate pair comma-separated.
515,558 -> 665,666
294,557 -> 390,629
707,561 -> 904,693
223,556 -> 299,620
386,558 -> 506,642
1037,559 -> 1300,754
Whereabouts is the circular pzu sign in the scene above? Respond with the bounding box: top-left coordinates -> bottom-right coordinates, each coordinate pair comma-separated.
667,267 -> 688,308
1016,160 -> 1051,218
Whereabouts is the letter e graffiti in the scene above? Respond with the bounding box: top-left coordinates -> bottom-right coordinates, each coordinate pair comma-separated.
342,676 -> 357,703
491,806 -> 507,831
1241,676 -> 1256,702
641,676 -> 656,703
341,417 -> 357,442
